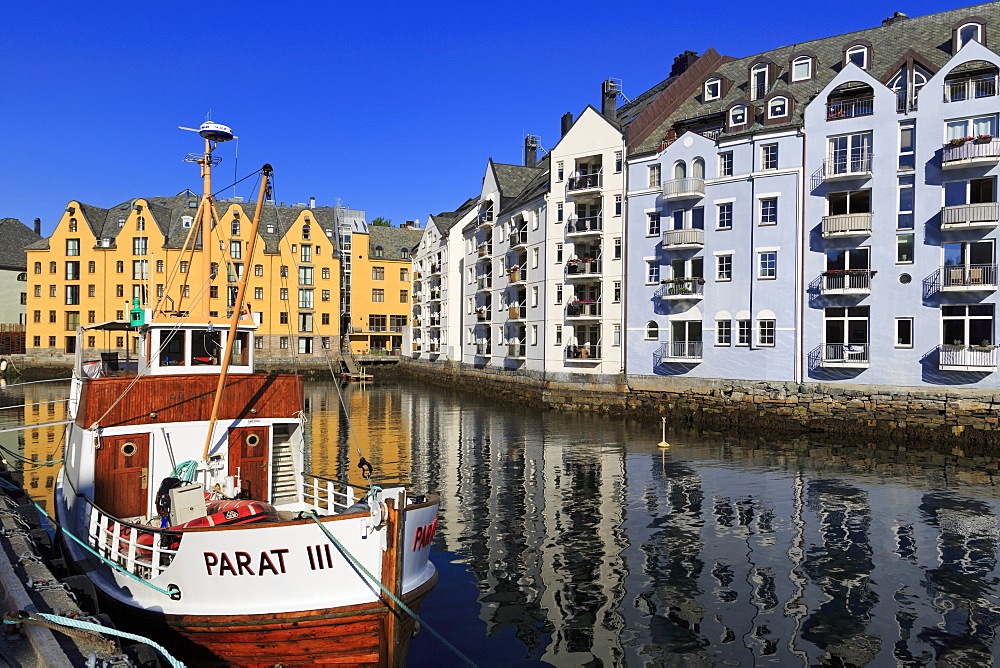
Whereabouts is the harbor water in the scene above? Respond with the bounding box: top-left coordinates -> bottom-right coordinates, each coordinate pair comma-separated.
8,378 -> 1000,666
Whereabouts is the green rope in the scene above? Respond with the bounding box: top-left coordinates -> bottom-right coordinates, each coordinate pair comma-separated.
169,460 -> 199,483
0,477 -> 176,598
308,511 -> 476,667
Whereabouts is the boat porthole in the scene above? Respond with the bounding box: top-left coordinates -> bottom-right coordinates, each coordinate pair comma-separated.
121,442 -> 137,457
246,434 -> 260,447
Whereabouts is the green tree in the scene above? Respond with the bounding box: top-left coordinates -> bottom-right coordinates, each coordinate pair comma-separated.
370,217 -> 392,227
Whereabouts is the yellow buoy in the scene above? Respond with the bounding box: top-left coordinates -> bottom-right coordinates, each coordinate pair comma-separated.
657,416 -> 670,448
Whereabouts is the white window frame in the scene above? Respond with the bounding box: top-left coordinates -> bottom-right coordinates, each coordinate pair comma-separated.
957,22 -> 983,50
736,320 -> 752,346
647,212 -> 661,236
758,251 -> 777,279
759,197 -> 778,226
729,105 -> 747,127
646,261 -> 660,285
704,77 -> 722,101
846,45 -> 868,70
791,56 -> 812,82
719,151 -> 733,177
895,317 -> 914,348
758,319 -> 776,346
767,97 -> 788,119
648,164 -> 662,188
716,254 -> 733,281
717,202 -> 734,230
761,143 -> 778,170
716,320 -> 732,346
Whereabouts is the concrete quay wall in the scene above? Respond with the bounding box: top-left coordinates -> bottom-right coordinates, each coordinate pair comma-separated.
393,360 -> 1000,454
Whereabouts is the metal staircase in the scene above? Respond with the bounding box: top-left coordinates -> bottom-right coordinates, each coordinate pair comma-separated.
270,425 -> 298,505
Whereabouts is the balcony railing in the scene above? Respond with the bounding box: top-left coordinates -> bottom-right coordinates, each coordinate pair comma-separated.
823,153 -> 873,180
662,228 -> 705,248
508,268 -> 526,283
430,264 -> 442,274
938,344 -> 997,370
476,342 -> 490,355
821,270 -> 874,294
412,342 -> 422,352
656,279 -> 705,299
566,215 -> 602,235
566,259 -> 601,276
826,97 -> 874,120
476,310 -> 490,322
659,341 -> 703,361
944,75 -> 998,102
565,344 -> 601,360
566,301 -> 602,317
942,139 -> 1000,167
429,315 -> 441,326
507,304 -> 524,319
940,264 -> 998,290
821,212 -> 873,237
507,342 -> 526,358
821,343 -> 870,367
429,288 -> 441,300
477,276 -> 492,290
568,173 -> 603,192
427,342 -> 441,353
662,177 -> 705,200
941,202 -> 1000,229
509,230 -> 528,247
477,244 -> 491,257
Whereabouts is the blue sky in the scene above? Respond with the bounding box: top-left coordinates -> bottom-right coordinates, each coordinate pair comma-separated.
1,0 -> 979,234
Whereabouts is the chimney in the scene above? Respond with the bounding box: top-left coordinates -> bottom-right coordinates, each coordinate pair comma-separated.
561,112 -> 574,137
602,79 -> 618,120
33,218 -> 41,235
670,50 -> 699,78
309,196 -> 316,208
524,135 -> 539,168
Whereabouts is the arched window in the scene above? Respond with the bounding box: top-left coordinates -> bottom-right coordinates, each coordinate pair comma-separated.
768,96 -> 788,118
846,45 -> 868,69
791,56 -> 812,82
692,158 -> 705,179
645,321 -> 659,340
302,224 -> 311,240
750,63 -> 769,99
704,77 -> 721,101
729,105 -> 747,127
374,245 -> 384,258
49,262 -> 56,273
69,218 -> 78,233
673,161 -> 686,179
400,248 -> 410,259
958,22 -> 983,50
33,262 -> 41,274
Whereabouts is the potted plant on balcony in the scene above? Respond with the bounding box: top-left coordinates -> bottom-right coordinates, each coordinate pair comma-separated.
950,136 -> 974,147
972,339 -> 996,350
976,134 -> 994,144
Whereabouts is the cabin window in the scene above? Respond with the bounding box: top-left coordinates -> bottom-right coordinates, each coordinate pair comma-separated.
229,331 -> 249,366
159,330 -> 186,366
191,330 -> 222,365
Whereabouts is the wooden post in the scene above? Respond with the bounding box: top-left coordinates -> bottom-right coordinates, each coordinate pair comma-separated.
380,497 -> 407,667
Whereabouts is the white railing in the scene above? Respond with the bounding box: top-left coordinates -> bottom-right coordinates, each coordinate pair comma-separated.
508,268 -> 527,283
659,341 -> 703,360
823,343 -> 869,365
85,498 -> 181,580
656,279 -> 705,298
826,97 -> 874,120
823,152 -> 872,178
566,215 -> 602,235
821,270 -> 873,292
507,342 -> 526,357
302,473 -> 358,515
942,139 -> 1000,163
566,259 -> 601,276
662,178 -> 705,199
941,202 -> 1000,227
477,276 -> 492,290
939,344 -> 997,368
568,172 -> 603,191
821,213 -> 872,236
662,228 -> 705,247
476,342 -> 490,355
940,264 -> 998,289
945,75 -> 998,102
566,344 -> 601,360
507,304 -> 524,319
567,301 -> 602,317
509,230 -> 528,247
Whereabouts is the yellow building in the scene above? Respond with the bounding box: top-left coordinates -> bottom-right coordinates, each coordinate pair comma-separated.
25,195 -> 341,362
346,224 -> 421,355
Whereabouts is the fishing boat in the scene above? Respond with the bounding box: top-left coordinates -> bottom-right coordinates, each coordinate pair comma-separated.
54,122 -> 439,667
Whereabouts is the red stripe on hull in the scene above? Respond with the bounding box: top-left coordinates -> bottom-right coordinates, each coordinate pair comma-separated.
165,573 -> 437,667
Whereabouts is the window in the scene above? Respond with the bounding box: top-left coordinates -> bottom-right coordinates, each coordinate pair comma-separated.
280,312 -> 289,324
33,285 -> 40,297
717,254 -> 732,281
894,176 -> 915,230
645,321 -> 659,340
758,319 -> 775,346
791,55 -> 812,82
373,246 -> 384,258
155,259 -> 164,273
298,266 -> 314,285
33,262 -> 40,274
50,262 -> 57,273
692,158 -> 705,179
614,238 -> 622,260
828,133 -> 872,175
49,310 -> 56,323
614,195 -> 622,216
613,323 -> 621,346
372,266 -> 384,280
729,105 -> 747,127
229,240 -> 241,260
896,317 -> 914,348
180,261 -> 189,273
50,285 -> 57,297
717,320 -> 732,345
280,287 -> 288,300
761,144 -> 778,170
88,310 -> 95,323
943,304 -> 993,347
719,151 -> 733,177
554,243 -> 563,264
32,310 -> 40,323
615,151 -> 623,172
32,336 -> 39,347
557,203 -> 564,222
300,245 -> 311,263
252,264 -> 263,277
298,312 -> 313,332
845,45 -> 868,69
182,285 -> 189,298
673,161 -> 686,179
321,313 -> 330,325
132,237 -> 147,256
279,265 -> 288,278
531,286 -> 538,308
718,202 -> 733,230
66,239 -> 80,256
825,306 -> 869,355
613,281 -> 621,302
531,248 -> 539,269
946,115 -> 996,141
556,162 -> 564,181
68,218 -> 78,232
647,212 -> 661,236
301,225 -> 311,240
115,285 -> 124,298
530,325 -> 538,346
254,287 -> 264,300
704,77 -> 721,100
648,164 -> 661,188
298,337 -> 313,354
555,324 -> 562,345
767,97 -> 788,119
254,336 -> 263,349
65,261 -> 79,280
372,289 -> 384,302
88,284 -> 95,297
957,22 -> 983,50
400,248 -> 410,259
87,260 -> 95,273
280,336 -> 289,349
899,121 -> 915,170
737,320 -> 751,346
897,234 -> 914,263
400,289 -> 408,302
750,63 -> 768,99
758,251 -> 777,278
647,261 -> 660,284
760,198 -> 778,225
322,290 -> 330,301
156,284 -> 164,297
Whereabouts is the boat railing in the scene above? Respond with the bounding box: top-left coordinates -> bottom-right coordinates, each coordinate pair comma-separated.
83,497 -> 182,580
302,473 -> 360,515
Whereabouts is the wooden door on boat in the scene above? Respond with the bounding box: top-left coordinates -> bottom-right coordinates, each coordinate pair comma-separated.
95,433 -> 150,518
228,426 -> 269,501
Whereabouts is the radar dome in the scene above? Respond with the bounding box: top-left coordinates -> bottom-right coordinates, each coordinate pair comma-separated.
199,122 -> 234,142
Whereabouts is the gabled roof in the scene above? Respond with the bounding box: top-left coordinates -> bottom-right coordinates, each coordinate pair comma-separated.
498,155 -> 550,217
0,218 -> 43,268
367,226 -> 423,260
491,161 -> 545,211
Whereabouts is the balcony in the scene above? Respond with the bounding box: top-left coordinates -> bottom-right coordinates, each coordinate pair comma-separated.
507,304 -> 524,319
430,264 -> 442,275
429,315 -> 441,327
944,74 -> 998,102
476,342 -> 490,356
411,292 -> 421,302
411,342 -> 422,352
821,213 -> 872,238
507,342 -> 526,358
822,153 -> 872,181
820,269 -> 875,295
826,96 -> 874,121
427,341 -> 441,353
656,278 -> 705,300
662,178 -> 705,200
659,341 -> 703,362
477,244 -> 491,257
942,139 -> 1000,169
566,301 -> 601,318
565,259 -> 601,278
821,343 -> 869,368
509,230 -> 528,248
939,264 -> 998,290
411,317 -> 422,327
429,288 -> 442,301
567,173 -> 602,193
476,310 -> 490,322
938,344 -> 997,371
477,276 -> 492,291
479,211 -> 494,228
565,344 -> 601,361
662,228 -> 705,249
941,202 -> 1000,229
565,215 -> 602,236
508,268 -> 526,284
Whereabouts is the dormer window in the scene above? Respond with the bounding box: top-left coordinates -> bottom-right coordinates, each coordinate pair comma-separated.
791,56 -> 812,82
374,245 -> 384,258
768,96 -> 789,119
729,105 -> 747,127
705,77 -> 722,101
958,22 -> 983,50
181,216 -> 193,228
750,64 -> 769,99
846,45 -> 868,70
